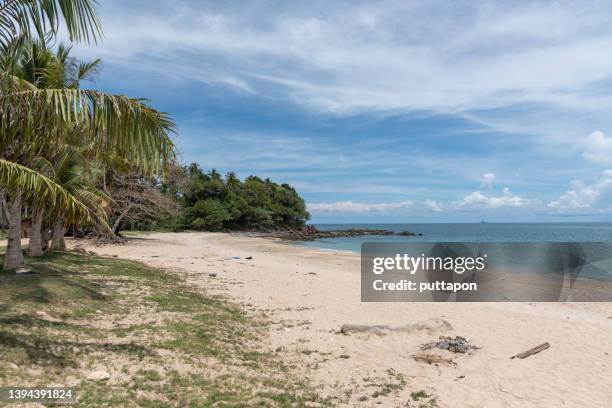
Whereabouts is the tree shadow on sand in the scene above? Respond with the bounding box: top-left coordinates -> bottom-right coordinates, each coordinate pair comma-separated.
0,315 -> 156,368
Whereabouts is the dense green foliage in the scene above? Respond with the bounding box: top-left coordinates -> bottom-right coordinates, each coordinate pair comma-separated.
165,164 -> 310,231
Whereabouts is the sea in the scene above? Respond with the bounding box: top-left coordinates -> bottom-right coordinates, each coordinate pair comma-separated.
293,222 -> 612,283
293,223 -> 612,253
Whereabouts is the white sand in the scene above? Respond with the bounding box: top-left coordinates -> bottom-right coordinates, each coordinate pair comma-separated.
74,232 -> 612,407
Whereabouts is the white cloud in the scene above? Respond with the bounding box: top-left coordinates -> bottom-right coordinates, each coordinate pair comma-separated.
454,189 -> 531,210
425,199 -> 442,212
307,200 -> 414,213
547,171 -> 612,211
78,1 -> 612,122
67,1 -> 612,218
583,131 -> 612,164
479,173 -> 496,189
307,198 -> 449,214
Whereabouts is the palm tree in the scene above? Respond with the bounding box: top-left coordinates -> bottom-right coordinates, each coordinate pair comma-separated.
46,149 -> 107,250
1,84 -> 176,270
1,0 -> 100,269
1,2 -> 177,271
0,159 -> 96,267
14,38 -> 105,256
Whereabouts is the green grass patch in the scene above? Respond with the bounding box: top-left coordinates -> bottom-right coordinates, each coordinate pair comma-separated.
0,251 -> 330,407
410,390 -> 439,407
370,369 -> 407,399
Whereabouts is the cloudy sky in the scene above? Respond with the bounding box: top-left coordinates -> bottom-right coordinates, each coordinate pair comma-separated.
74,0 -> 612,222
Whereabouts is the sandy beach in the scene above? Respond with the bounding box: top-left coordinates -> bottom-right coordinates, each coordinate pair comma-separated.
73,232 -> 612,407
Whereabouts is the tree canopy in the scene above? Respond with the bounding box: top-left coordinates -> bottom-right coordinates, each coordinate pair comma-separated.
155,164 -> 310,232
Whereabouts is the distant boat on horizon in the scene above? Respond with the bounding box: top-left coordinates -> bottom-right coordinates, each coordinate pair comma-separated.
481,220 -> 489,224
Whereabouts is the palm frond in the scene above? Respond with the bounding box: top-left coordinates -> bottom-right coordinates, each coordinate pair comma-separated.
74,57 -> 99,84
29,154 -> 55,176
1,88 -> 177,174
0,0 -> 102,47
74,186 -> 111,232
0,158 -> 93,223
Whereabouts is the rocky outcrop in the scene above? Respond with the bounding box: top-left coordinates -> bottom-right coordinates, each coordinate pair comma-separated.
257,227 -> 420,241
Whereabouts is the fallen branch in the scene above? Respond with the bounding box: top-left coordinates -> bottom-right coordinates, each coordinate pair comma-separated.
510,342 -> 550,359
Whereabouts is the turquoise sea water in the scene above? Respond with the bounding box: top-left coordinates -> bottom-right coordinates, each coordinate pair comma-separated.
293,223 -> 612,253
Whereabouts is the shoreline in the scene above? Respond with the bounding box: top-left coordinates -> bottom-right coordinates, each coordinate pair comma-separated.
71,231 -> 612,407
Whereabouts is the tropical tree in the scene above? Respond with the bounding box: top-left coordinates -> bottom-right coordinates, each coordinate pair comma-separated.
8,37 -> 102,256
1,0 -> 100,269
177,165 -> 309,231
1,1 -> 177,271
1,83 -> 176,270
40,149 -> 107,251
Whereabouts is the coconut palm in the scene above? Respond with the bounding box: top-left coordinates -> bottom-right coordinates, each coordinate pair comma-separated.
1,3 -> 176,271
1,0 -> 100,269
12,38 -> 106,256
45,149 -> 106,250
1,1 -> 177,271
24,145 -> 109,254
1,81 -> 176,270
0,159 -> 96,266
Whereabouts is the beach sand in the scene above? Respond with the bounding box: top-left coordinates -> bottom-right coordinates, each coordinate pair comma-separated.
73,232 -> 612,407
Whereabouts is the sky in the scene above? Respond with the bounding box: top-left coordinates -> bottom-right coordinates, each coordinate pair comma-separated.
72,0 -> 612,223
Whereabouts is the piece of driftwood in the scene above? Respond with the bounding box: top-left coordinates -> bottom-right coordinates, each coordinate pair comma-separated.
413,352 -> 456,366
510,342 -> 550,359
340,318 -> 452,336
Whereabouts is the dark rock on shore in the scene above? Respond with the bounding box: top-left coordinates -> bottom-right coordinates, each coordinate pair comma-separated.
397,230 -> 419,236
257,227 -> 420,241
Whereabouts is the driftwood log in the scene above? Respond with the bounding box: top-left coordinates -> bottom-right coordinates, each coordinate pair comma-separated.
340,318 -> 452,336
510,342 -> 550,359
413,352 -> 456,366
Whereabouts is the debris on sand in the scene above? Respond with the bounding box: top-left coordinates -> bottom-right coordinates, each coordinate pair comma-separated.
422,335 -> 479,354
510,342 -> 550,359
340,318 -> 452,336
413,352 -> 456,366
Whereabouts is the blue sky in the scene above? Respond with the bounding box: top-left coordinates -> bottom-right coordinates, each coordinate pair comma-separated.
73,0 -> 612,223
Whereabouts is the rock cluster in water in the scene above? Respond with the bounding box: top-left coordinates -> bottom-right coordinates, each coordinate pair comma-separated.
258,227 -> 420,241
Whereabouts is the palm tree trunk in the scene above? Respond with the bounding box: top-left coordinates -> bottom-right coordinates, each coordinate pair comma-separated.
50,217 -> 66,251
41,224 -> 50,252
0,190 -> 9,229
3,193 -> 24,271
27,205 -> 44,257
